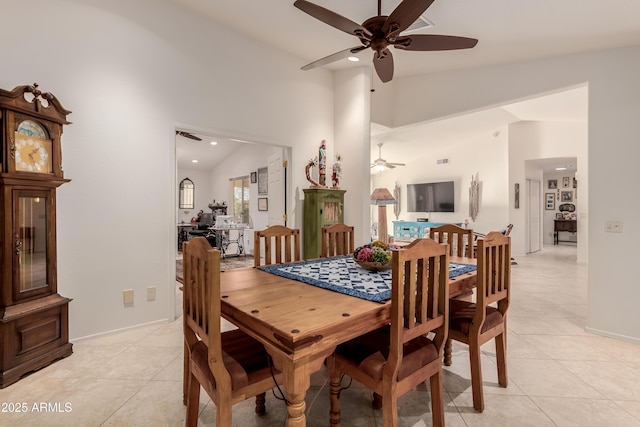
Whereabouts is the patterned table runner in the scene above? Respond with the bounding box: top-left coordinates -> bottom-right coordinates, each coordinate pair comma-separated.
259,255 -> 477,303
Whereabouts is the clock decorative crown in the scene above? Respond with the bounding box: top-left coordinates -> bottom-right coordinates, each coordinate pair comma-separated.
1,83 -> 72,179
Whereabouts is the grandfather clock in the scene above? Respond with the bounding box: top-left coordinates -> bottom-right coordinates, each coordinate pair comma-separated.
0,83 -> 72,387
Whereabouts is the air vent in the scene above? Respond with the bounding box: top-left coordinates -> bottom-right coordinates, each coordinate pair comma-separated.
436,157 -> 450,166
403,16 -> 434,34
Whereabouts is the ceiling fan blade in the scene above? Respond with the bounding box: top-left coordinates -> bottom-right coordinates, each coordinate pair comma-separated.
294,0 -> 372,38
386,164 -> 396,169
394,34 -> 478,51
176,131 -> 202,141
382,0 -> 435,38
301,46 -> 367,70
387,162 -> 406,167
373,48 -> 394,83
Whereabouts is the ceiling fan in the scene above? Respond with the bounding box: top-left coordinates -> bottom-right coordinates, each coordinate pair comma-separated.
176,130 -> 202,141
372,143 -> 405,170
293,0 -> 478,83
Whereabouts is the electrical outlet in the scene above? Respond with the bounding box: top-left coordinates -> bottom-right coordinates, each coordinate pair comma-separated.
605,220 -> 622,233
147,286 -> 156,302
123,289 -> 134,305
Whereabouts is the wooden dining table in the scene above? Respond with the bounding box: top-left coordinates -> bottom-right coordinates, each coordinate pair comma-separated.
214,255 -> 477,426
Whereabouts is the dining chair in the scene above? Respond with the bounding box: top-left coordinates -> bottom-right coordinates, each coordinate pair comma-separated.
429,223 -> 474,258
182,237 -> 282,426
253,225 -> 301,267
473,224 -> 516,264
327,238 -> 450,427
320,223 -> 355,257
447,231 -> 510,412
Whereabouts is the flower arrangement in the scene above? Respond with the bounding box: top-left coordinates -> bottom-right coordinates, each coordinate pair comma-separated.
353,240 -> 399,271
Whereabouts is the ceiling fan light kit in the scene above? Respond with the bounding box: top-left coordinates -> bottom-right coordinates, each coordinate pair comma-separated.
372,143 -> 405,171
294,0 -> 478,82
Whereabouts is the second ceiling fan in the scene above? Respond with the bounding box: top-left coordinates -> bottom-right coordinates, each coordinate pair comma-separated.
294,0 -> 478,83
372,143 -> 405,170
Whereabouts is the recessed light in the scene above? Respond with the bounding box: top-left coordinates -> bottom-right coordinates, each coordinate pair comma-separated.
191,160 -> 198,163
555,167 -> 567,171
210,141 -> 217,146
347,56 -> 359,62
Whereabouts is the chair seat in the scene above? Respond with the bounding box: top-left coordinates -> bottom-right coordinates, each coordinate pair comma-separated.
449,300 -> 503,336
191,329 -> 277,391
334,325 -> 439,382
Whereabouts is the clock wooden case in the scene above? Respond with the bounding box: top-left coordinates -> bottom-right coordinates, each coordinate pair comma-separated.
0,83 -> 72,387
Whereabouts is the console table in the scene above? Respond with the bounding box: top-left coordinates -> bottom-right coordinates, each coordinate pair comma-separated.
393,221 -> 461,241
554,219 -> 577,244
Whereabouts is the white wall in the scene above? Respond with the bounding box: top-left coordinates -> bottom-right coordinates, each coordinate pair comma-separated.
0,0 -> 339,339
372,129 -> 510,237
374,46 -> 640,342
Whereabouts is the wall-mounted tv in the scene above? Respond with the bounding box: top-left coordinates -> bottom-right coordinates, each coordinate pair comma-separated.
407,181 -> 455,212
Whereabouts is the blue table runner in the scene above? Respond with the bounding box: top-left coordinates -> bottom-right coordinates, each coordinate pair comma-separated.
259,255 -> 477,303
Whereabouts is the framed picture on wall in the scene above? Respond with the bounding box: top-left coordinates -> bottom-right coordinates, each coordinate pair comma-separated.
250,171 -> 257,183
258,197 -> 268,211
545,193 -> 555,210
561,191 -> 573,202
257,167 -> 268,195
548,179 -> 558,189
563,176 -> 570,188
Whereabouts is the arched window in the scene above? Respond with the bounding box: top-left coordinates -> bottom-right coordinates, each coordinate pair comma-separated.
179,178 -> 194,209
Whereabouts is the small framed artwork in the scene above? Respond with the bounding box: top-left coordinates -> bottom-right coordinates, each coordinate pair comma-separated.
257,167 -> 268,195
556,213 -> 564,219
258,197 -> 268,211
548,179 -> 558,189
545,193 -> 555,210
563,177 -> 570,188
561,191 -> 573,202
250,171 -> 257,183
573,177 -> 577,189
514,183 -> 520,209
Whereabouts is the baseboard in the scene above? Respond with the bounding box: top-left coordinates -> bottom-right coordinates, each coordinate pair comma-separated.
584,326 -> 640,344
71,318 -> 170,343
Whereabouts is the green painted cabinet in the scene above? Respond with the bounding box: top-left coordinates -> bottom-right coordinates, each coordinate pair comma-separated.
303,188 -> 345,259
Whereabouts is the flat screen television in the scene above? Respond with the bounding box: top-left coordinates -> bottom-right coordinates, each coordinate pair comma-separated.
407,181 -> 455,212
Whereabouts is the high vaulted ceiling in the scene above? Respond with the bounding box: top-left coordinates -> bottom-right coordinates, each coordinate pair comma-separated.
171,0 -> 640,78
173,1 -> 637,173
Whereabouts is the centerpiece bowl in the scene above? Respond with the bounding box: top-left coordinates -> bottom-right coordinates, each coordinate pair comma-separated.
353,240 -> 398,272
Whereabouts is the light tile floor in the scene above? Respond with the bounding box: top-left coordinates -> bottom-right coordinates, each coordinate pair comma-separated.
2,245 -> 640,426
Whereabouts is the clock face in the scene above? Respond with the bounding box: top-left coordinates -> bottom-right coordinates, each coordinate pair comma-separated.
14,120 -> 52,173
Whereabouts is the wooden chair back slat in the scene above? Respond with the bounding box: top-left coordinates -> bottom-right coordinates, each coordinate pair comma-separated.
478,232 -> 510,307
321,223 -> 355,257
390,239 -> 450,353
254,225 -> 301,267
182,237 -> 224,373
429,224 -> 474,258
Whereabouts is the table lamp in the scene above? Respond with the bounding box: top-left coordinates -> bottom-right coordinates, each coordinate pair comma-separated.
371,188 -> 396,244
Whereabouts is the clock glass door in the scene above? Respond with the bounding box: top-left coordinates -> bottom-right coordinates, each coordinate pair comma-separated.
15,191 -> 50,297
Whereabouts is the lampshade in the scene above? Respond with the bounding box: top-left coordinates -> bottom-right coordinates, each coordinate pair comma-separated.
370,188 -> 396,205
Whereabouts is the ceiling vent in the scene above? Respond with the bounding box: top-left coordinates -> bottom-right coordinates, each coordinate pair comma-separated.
403,16 -> 434,34
436,157 -> 450,166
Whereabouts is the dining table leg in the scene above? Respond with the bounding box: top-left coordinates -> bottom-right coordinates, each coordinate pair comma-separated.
270,349 -> 333,427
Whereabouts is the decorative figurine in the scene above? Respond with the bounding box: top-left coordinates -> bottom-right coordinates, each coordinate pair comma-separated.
305,157 -> 323,188
331,154 -> 342,189
318,139 -> 327,187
